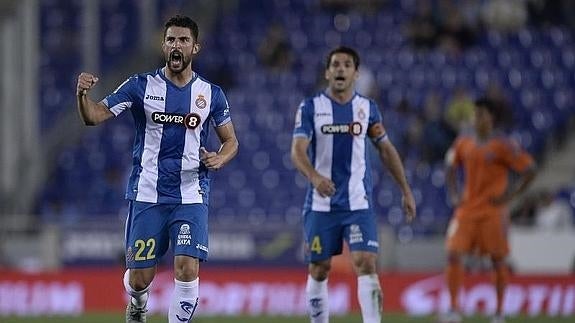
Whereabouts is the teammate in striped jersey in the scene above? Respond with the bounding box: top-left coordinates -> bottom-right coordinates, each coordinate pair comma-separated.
291,46 -> 416,323
76,15 -> 238,323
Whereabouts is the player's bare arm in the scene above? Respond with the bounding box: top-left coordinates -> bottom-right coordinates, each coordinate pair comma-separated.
200,122 -> 238,171
76,72 -> 114,126
377,140 -> 416,222
492,165 -> 537,205
291,137 -> 336,197
371,123 -> 416,222
444,148 -> 461,207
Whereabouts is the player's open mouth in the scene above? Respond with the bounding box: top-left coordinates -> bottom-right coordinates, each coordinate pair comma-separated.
335,76 -> 345,81
170,51 -> 183,66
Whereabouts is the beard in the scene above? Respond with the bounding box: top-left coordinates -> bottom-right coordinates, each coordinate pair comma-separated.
165,50 -> 191,73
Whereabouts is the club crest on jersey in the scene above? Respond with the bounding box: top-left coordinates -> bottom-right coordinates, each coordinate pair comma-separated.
321,122 -> 362,135
195,94 -> 207,109
152,112 -> 202,129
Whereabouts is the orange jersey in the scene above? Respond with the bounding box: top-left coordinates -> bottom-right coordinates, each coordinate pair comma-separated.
449,133 -> 534,219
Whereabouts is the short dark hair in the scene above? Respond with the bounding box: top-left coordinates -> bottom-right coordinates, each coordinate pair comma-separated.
326,46 -> 360,70
164,15 -> 199,41
474,97 -> 512,128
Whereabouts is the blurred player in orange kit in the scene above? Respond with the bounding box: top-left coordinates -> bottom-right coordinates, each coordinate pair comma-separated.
442,98 -> 536,323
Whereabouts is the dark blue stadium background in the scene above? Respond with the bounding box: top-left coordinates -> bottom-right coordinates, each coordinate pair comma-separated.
36,0 -> 575,255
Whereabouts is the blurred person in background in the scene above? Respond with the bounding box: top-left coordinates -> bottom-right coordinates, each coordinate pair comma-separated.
436,0 -> 477,57
421,91 -> 457,165
75,15 -> 238,323
355,65 -> 378,99
534,189 -> 574,231
445,86 -> 475,134
510,191 -> 540,227
320,0 -> 386,13
291,46 -> 416,323
443,98 -> 536,323
257,23 -> 293,73
481,0 -> 528,33
392,98 -> 421,158
405,0 -> 440,50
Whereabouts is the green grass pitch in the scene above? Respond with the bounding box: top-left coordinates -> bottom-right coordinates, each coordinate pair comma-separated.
2,313 -> 574,323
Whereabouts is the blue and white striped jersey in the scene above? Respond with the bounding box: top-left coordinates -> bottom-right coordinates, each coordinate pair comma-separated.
293,92 -> 383,212
102,68 -> 231,204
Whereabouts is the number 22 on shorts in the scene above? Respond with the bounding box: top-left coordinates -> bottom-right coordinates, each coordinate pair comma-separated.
134,238 -> 156,261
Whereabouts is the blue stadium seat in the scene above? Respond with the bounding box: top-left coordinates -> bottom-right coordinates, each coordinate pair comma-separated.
37,1 -> 575,236
40,1 -> 83,130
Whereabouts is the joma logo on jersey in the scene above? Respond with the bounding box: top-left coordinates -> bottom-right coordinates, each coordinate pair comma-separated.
145,94 -> 165,101
152,112 -> 202,129
321,122 -> 362,135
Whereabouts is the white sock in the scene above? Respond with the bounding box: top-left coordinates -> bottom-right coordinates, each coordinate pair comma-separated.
123,269 -> 149,309
357,274 -> 383,323
306,275 -> 328,323
168,278 -> 199,323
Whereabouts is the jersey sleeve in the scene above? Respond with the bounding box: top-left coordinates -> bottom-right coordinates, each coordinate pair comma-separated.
101,74 -> 139,116
293,99 -> 314,139
210,86 -> 231,127
368,100 -> 383,126
367,100 -> 387,143
497,138 -> 535,173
